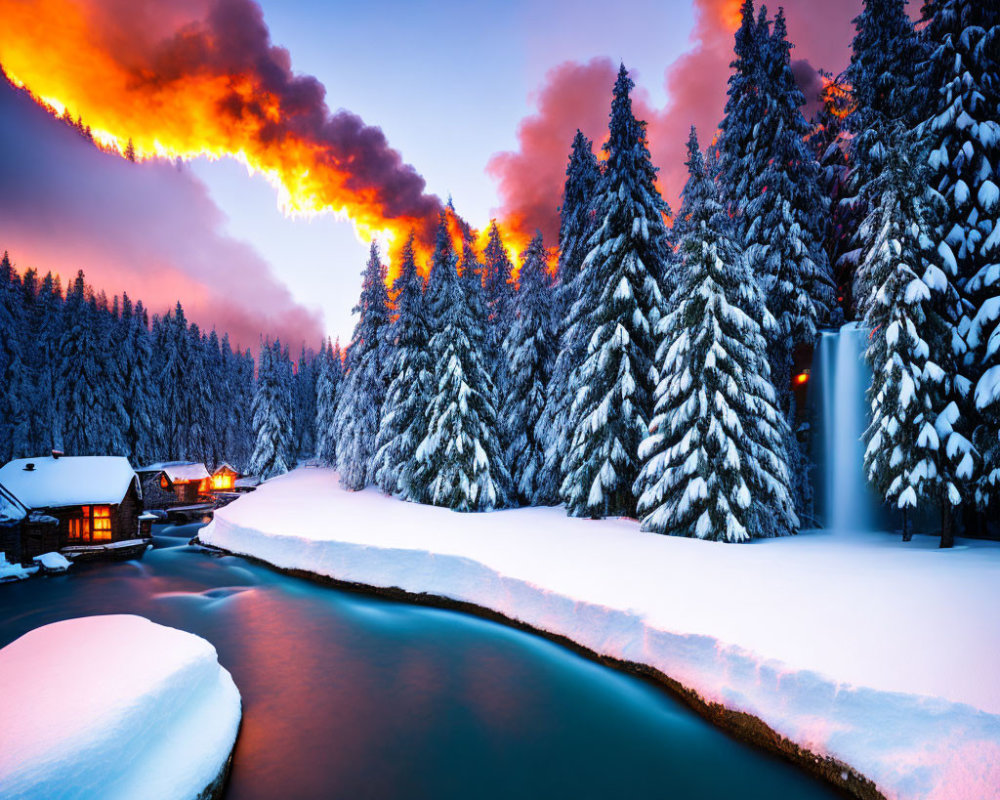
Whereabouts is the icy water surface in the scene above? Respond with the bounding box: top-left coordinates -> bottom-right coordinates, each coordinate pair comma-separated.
0,524 -> 839,799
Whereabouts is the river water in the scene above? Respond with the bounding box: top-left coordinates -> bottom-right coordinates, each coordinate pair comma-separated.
0,524 -> 838,799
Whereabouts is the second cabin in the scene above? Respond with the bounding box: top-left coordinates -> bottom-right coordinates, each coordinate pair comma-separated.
136,461 -> 211,507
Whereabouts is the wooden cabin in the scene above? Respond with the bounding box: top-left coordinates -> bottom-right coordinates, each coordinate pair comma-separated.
135,461 -> 211,507
209,463 -> 239,493
0,455 -> 143,564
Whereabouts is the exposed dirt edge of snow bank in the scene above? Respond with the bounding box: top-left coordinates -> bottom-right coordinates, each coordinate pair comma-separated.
193,536 -> 880,800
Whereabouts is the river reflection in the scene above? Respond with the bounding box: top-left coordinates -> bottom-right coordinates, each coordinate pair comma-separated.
0,524 -> 838,799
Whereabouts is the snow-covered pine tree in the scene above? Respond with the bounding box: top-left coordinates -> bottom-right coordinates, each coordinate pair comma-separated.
807,73 -> 856,316
747,11 -> 837,373
482,221 -> 515,363
857,122 -> 970,543
373,233 -> 435,497
560,64 -> 670,518
742,9 -> 838,518
841,0 -> 924,295
315,338 -> 343,465
58,272 -> 104,456
248,339 -> 295,480
120,296 -> 159,465
232,345 -> 256,471
0,252 -> 29,461
718,0 -> 769,237
501,233 -> 557,505
634,132 -> 798,541
333,241 -> 391,490
412,215 -> 510,511
672,128 -> 716,277
184,323 -> 215,465
920,0 -> 1000,514
157,302 -> 194,460
27,272 -> 64,454
536,131 -> 601,504
292,346 -> 318,460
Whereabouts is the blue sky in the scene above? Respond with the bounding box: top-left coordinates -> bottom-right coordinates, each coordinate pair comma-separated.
190,0 -> 697,341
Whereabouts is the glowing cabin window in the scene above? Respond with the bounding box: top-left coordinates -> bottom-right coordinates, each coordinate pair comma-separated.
211,473 -> 234,491
92,506 -> 112,541
160,474 -> 170,490
67,505 -> 112,542
68,506 -> 90,540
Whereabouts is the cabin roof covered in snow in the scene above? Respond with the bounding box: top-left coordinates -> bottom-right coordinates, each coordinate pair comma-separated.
136,461 -> 210,483
0,457 -> 139,510
213,462 -> 239,476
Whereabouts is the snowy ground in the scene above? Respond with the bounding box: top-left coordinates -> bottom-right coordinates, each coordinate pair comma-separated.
0,552 -> 36,582
0,615 -> 241,800
201,468 -> 1000,800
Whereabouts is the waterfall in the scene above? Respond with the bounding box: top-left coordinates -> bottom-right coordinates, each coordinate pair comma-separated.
811,321 -> 892,532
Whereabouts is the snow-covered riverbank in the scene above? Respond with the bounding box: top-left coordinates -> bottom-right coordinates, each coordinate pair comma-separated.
0,615 -> 242,800
201,467 -> 1000,800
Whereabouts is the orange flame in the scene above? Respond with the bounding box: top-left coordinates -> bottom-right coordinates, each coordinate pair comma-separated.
0,0 -> 532,284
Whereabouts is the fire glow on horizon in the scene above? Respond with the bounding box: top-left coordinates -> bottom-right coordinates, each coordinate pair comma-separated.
0,0 -> 549,278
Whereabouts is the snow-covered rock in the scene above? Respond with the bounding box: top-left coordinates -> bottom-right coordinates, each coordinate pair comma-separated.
0,615 -> 241,800
32,551 -> 72,573
202,468 -> 1000,800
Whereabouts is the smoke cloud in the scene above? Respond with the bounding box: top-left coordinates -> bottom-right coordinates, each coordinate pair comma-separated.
0,77 -> 324,351
489,0 -> 869,243
0,0 -> 445,250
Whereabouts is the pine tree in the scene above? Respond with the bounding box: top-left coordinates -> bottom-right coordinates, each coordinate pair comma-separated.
232,345 -> 256,471
718,0 -> 769,237
0,252 -> 29,461
293,346 -> 318,459
747,11 -> 837,370
841,0 -> 924,296
373,233 -> 435,497
482,221 -> 515,365
120,296 -> 158,465
58,272 -> 103,456
333,241 -> 391,490
536,131 -> 601,503
315,339 -> 343,465
920,0 -> 1000,513
157,302 -> 193,460
185,323 -> 215,464
857,123 -> 970,542
248,339 -> 295,480
501,233 -> 557,505
741,10 -> 838,518
634,137 -> 798,541
560,64 -> 670,518
807,74 -> 856,316
413,214 -> 509,510
29,273 -> 64,454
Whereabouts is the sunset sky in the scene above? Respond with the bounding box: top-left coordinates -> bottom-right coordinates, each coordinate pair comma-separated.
0,0 -> 875,349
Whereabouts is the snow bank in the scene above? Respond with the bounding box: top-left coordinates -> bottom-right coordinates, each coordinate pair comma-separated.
202,468 -> 1000,800
0,615 -> 241,800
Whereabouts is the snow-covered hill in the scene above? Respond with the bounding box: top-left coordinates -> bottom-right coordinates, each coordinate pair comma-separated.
0,615 -> 242,800
201,467 -> 1000,800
